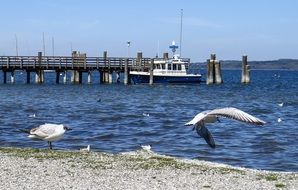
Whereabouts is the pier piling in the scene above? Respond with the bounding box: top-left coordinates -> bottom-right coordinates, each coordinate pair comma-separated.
116,72 -> 120,83
124,59 -> 130,85
214,60 -> 222,84
79,71 -> 83,84
63,71 -> 67,83
56,71 -> 60,84
87,71 -> 92,84
26,71 -> 30,84
11,71 -> 15,84
71,70 -> 80,83
206,59 -> 213,85
241,55 -> 250,84
35,70 -> 44,84
3,71 -> 7,84
149,59 -> 154,85
108,71 -> 113,84
206,54 -> 223,84
99,71 -> 104,84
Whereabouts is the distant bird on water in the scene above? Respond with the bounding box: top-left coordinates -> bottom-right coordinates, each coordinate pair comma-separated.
278,102 -> 284,107
185,107 -> 266,148
28,113 -> 36,118
22,123 -> 72,150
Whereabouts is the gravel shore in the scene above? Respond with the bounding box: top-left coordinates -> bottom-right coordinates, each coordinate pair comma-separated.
0,147 -> 297,190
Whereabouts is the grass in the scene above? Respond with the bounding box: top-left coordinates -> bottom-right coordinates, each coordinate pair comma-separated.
265,174 -> 278,181
0,147 -> 85,160
275,183 -> 286,188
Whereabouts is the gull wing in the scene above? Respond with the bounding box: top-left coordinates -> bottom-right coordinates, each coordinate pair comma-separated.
30,124 -> 57,138
207,107 -> 266,125
185,111 -> 209,126
196,125 -> 215,148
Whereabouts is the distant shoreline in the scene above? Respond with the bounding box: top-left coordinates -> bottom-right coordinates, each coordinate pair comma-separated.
0,147 -> 297,190
192,59 -> 298,71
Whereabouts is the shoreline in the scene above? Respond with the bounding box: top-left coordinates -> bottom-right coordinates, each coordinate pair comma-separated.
1,147 -> 297,189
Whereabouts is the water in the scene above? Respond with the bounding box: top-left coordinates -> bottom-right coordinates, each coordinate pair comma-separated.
0,70 -> 297,172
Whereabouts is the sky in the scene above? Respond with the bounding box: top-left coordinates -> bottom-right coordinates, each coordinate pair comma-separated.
1,0 -> 298,62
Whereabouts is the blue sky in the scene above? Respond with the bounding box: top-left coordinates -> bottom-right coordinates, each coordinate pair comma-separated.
1,0 -> 298,61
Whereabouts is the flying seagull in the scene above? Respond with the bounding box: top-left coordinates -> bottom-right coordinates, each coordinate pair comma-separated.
185,107 -> 266,148
22,123 -> 72,150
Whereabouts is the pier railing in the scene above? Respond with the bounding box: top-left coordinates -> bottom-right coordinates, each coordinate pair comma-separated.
0,56 -> 152,71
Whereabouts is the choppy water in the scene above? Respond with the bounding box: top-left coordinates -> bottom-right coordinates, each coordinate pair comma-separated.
0,70 -> 297,171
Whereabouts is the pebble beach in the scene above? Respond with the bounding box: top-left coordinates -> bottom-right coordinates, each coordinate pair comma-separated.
0,147 -> 297,190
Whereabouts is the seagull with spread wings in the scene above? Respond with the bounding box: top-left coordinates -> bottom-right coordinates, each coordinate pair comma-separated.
185,107 -> 266,148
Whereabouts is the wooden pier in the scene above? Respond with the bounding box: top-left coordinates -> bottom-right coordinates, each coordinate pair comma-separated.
0,51 -> 153,84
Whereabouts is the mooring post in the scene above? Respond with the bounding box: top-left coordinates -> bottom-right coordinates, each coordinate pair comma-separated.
207,54 -> 222,84
149,59 -> 154,85
241,55 -> 250,84
206,59 -> 214,85
214,60 -> 223,84
11,71 -> 15,84
124,59 -> 129,85
3,71 -> 7,84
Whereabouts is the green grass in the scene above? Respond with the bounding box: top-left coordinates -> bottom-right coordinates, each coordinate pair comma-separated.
265,174 -> 278,181
275,183 -> 286,188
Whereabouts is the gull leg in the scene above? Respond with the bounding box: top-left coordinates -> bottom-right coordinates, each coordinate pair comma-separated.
48,141 -> 53,150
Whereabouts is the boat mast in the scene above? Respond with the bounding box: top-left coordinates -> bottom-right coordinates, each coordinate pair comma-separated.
15,34 -> 19,56
179,9 -> 183,57
42,32 -> 46,56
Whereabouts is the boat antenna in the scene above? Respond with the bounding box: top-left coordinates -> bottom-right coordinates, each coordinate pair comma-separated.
179,9 -> 183,57
156,40 -> 160,58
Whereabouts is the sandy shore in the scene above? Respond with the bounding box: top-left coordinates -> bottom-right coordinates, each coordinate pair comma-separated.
0,147 -> 297,190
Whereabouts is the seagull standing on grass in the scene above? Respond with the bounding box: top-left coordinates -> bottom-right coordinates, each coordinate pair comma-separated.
22,123 -> 72,150
185,107 -> 266,148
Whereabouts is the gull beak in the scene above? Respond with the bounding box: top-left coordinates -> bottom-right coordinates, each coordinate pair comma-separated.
63,125 -> 72,131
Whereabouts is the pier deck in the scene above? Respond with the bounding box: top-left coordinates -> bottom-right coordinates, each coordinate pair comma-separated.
0,54 -> 153,84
